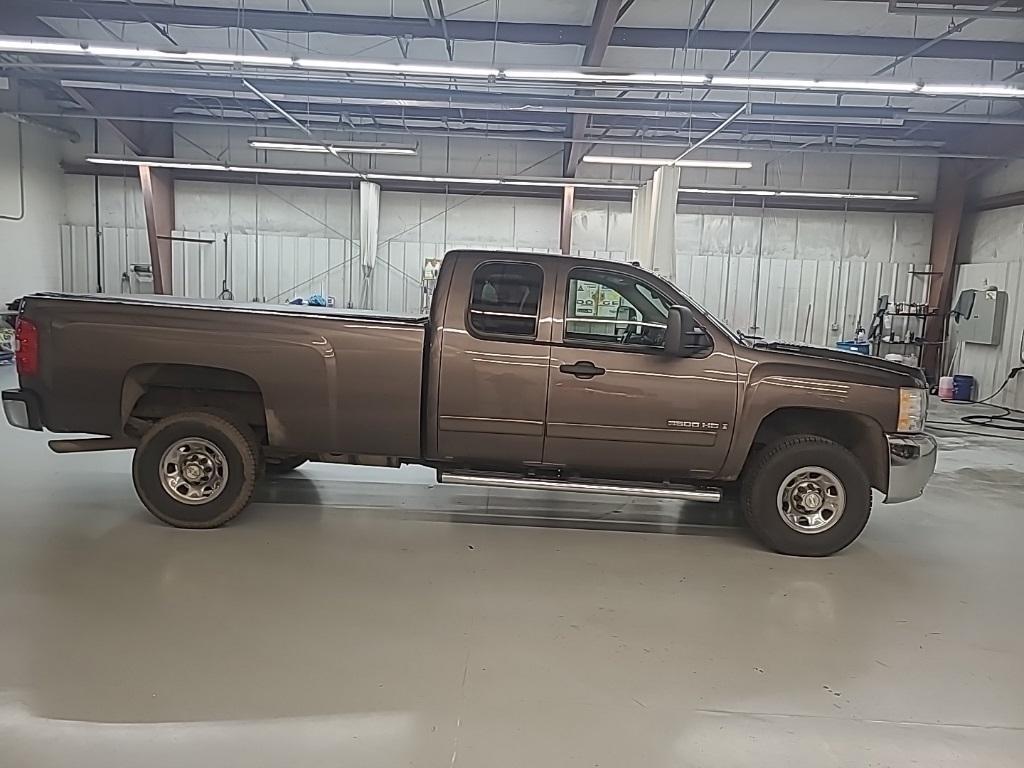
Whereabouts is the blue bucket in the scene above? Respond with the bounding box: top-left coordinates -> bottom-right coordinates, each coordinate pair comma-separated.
952,374 -> 974,402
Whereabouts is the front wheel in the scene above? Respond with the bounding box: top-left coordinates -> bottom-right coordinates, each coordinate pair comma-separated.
132,412 -> 258,529
741,435 -> 871,556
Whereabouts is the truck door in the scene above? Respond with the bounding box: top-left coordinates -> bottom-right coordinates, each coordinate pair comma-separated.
434,255 -> 553,467
543,264 -> 738,479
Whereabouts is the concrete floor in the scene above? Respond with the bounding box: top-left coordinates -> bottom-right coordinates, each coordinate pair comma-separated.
1,365 -> 1023,767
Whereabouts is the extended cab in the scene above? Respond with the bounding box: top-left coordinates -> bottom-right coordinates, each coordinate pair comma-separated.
3,250 -> 937,555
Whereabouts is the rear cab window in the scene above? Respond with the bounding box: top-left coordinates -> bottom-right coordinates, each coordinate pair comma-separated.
468,262 -> 544,340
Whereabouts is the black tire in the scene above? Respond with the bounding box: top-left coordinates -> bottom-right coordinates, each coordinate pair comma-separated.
264,455 -> 308,474
132,412 -> 258,529
741,435 -> 872,556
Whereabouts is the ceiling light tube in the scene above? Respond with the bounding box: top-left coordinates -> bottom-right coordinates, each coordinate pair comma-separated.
502,68 -> 707,86
677,186 -> 918,201
367,173 -> 501,184
775,191 -> 918,201
582,155 -> 752,169
294,58 -> 497,78
249,137 -> 418,155
918,84 -> 1023,97
680,187 -> 778,196
0,38 -> 84,54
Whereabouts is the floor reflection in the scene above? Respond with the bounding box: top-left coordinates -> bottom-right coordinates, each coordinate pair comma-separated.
255,470 -> 746,536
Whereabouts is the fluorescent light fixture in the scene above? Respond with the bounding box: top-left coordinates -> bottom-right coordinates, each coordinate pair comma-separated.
919,84 -> 1023,97
711,76 -> 818,90
681,187 -> 778,197
0,38 -> 83,54
678,186 -> 918,201
502,68 -> 707,86
501,178 -> 637,189
813,80 -> 921,94
367,173 -> 501,184
294,57 -> 497,78
86,45 -> 294,67
775,191 -> 918,201
582,155 -> 752,169
1,35 -> 1022,98
248,137 -> 418,155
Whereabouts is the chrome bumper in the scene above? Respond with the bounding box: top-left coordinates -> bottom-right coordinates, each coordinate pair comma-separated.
884,433 -> 937,504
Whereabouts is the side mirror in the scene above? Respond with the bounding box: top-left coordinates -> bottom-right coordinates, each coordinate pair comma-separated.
665,305 -> 709,356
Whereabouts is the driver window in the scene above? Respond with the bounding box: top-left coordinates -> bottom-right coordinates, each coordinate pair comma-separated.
564,268 -> 669,350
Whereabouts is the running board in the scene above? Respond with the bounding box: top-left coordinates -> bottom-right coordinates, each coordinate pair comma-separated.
441,472 -> 721,502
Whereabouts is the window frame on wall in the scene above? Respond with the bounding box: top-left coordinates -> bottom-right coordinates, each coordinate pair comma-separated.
466,260 -> 545,342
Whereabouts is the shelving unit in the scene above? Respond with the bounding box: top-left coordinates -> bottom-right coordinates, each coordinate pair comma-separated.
869,270 -> 945,366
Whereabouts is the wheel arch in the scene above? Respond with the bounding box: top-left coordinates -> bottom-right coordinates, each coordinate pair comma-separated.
745,406 -> 888,492
121,363 -> 268,442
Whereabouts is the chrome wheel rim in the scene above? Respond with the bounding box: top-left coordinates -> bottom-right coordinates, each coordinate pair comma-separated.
777,466 -> 846,534
159,438 -> 228,505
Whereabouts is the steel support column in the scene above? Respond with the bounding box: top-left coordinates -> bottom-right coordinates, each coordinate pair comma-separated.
921,158 -> 970,378
138,164 -> 175,295
560,186 -> 575,254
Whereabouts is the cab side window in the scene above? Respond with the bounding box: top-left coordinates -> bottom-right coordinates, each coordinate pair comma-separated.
468,262 -> 543,339
564,268 -> 670,350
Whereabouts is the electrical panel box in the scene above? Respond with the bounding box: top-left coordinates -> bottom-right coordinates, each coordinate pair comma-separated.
956,288 -> 1008,345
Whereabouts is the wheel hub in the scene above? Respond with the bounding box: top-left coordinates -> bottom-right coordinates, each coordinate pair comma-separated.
776,466 -> 846,534
159,438 -> 229,505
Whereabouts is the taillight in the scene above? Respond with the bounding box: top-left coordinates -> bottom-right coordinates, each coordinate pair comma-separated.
15,317 -> 39,376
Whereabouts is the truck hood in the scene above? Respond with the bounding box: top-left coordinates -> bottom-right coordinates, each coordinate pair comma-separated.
751,340 -> 927,387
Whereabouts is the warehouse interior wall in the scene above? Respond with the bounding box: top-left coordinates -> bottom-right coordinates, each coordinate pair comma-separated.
54,122 -> 939,348
952,204 -> 1024,408
0,120 -> 66,302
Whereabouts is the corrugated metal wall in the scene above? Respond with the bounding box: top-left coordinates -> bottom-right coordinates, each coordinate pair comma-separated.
953,207 -> 1024,407
61,211 -> 930,348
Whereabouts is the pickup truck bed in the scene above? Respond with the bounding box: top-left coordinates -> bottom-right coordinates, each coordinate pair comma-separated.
18,292 -> 428,457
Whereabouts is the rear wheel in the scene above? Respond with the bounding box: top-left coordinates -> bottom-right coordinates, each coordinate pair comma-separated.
132,412 -> 258,528
741,435 -> 871,556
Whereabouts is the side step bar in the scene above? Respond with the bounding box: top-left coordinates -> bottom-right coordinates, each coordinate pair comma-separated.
442,472 -> 721,502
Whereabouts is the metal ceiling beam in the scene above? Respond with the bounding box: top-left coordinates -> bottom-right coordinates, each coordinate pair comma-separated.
0,10 -> 174,155
11,0 -> 1024,61
62,161 -> 933,214
565,0 -> 624,177
33,68 -> 925,122
51,84 -> 951,141
873,0 -> 1009,76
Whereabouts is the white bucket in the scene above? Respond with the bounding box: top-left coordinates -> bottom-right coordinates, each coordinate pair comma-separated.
938,375 -> 954,399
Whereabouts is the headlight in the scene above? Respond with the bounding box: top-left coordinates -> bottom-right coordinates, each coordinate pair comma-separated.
898,388 -> 927,433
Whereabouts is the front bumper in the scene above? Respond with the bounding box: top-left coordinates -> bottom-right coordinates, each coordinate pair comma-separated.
2,389 -> 43,431
884,432 -> 937,503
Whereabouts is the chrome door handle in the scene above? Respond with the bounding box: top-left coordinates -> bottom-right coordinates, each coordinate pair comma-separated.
559,361 -> 606,379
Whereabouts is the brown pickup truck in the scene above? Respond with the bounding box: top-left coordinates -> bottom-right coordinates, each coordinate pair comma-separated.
3,250 -> 936,556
